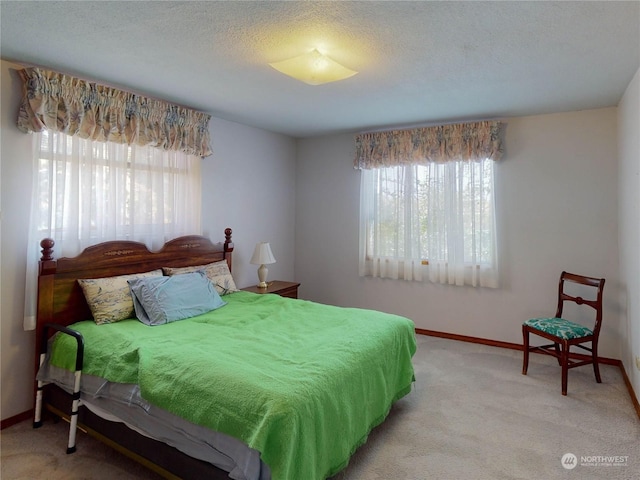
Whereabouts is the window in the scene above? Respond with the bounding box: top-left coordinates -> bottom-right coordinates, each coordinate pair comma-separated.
32,130 -> 201,253
18,67 -> 208,254
24,130 -> 202,329
359,158 -> 498,287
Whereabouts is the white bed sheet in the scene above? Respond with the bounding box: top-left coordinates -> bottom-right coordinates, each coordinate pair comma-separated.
37,362 -> 271,480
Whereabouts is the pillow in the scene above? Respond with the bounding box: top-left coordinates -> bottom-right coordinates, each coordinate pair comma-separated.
162,260 -> 238,295
128,271 -> 226,326
78,270 -> 163,325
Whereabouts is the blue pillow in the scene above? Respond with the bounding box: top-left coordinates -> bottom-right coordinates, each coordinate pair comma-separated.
128,271 -> 226,326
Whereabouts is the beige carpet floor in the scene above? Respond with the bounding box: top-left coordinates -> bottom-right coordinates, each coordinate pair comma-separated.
2,335 -> 638,480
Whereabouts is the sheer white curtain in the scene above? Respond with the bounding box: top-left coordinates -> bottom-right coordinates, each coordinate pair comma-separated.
24,130 -> 202,329
359,159 -> 498,288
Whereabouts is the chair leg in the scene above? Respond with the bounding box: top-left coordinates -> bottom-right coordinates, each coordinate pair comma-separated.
554,343 -> 562,366
522,326 -> 529,375
561,341 -> 569,396
592,340 -> 602,383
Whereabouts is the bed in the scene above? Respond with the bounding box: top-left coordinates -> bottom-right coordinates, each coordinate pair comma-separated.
33,229 -> 417,480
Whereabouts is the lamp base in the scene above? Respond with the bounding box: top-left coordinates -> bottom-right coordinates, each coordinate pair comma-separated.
257,264 -> 269,289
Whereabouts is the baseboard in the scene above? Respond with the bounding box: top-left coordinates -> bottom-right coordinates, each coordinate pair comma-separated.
416,328 -> 525,352
414,328 -> 620,365
0,408 -> 33,430
619,362 -> 640,420
415,328 -> 640,420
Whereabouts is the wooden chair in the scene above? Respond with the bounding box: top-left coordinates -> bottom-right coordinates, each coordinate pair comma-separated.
522,271 -> 605,395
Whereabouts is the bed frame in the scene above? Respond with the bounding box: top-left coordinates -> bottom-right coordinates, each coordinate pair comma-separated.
34,229 -> 236,480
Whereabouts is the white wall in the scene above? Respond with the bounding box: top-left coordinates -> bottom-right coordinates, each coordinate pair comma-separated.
202,117 -> 296,289
618,66 -> 640,403
0,59 -> 297,421
1,60 -> 37,422
295,107 -> 622,358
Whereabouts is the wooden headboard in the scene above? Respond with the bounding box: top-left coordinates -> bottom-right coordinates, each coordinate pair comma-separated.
35,228 -> 234,360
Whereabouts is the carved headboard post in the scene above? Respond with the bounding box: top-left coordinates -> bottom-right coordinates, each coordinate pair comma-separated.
40,238 -> 55,261
39,238 -> 57,274
224,228 -> 234,271
35,238 -> 57,380
224,228 -> 234,252
37,238 -> 57,323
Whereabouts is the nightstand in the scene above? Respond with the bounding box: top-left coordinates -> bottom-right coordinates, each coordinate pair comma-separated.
241,280 -> 300,299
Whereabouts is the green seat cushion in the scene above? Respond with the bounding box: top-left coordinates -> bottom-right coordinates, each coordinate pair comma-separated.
524,317 -> 593,340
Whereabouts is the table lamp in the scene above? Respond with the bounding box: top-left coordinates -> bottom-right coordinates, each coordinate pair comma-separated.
250,242 -> 276,288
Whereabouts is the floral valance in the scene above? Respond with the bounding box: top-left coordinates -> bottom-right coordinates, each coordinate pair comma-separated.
354,120 -> 504,169
17,67 -> 212,157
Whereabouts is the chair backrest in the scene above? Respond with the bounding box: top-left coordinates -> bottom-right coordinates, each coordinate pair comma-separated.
555,271 -> 605,335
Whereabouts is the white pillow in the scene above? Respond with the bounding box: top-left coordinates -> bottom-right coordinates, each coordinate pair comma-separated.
162,260 -> 238,295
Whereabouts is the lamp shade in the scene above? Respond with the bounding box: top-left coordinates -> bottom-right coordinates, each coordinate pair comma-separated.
250,242 -> 276,265
269,49 -> 358,86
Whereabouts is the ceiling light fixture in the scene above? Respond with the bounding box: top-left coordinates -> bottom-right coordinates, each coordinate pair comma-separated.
269,49 -> 357,86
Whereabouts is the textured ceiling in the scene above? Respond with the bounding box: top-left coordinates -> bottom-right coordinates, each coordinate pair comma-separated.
1,1 -> 639,138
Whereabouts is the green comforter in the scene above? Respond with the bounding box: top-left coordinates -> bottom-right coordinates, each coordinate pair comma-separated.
51,291 -> 416,480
